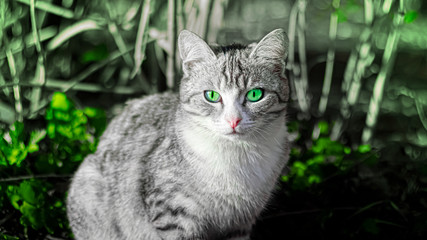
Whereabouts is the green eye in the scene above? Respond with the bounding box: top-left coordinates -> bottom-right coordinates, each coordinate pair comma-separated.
246,89 -> 263,102
204,90 -> 221,103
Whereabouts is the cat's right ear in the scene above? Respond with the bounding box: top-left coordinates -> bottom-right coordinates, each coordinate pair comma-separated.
178,30 -> 216,74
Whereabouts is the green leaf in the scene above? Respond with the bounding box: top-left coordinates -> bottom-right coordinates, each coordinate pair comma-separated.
362,218 -> 380,234
358,144 -> 371,153
281,175 -> 289,182
47,19 -> 101,51
45,108 -> 53,120
404,11 -> 418,24
0,233 -> 20,240
29,130 -> 46,145
80,44 -> 109,63
335,9 -> 347,23
312,138 -> 331,153
50,92 -> 71,111
56,125 -> 73,138
318,121 -> 329,135
84,107 -> 107,137
308,175 -> 321,184
54,200 -> 63,208
20,201 -> 43,229
8,144 -> 27,166
72,110 -> 88,126
27,130 -> 46,153
19,181 -> 37,205
47,123 -> 55,138
27,144 -> 39,153
10,122 -> 25,143
344,147 -> 351,154
83,107 -> 99,118
293,161 -> 307,177
53,111 -> 71,121
307,155 -> 325,165
9,194 -> 21,210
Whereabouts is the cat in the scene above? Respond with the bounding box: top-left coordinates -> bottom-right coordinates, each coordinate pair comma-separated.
67,28 -> 290,240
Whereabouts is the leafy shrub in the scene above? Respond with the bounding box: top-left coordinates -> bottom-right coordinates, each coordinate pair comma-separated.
0,93 -> 105,239
282,121 -> 378,190
251,120 -> 427,239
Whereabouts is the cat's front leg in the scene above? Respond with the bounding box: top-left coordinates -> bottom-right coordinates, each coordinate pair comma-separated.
149,206 -> 204,240
224,228 -> 252,240
226,236 -> 250,240
152,220 -> 203,240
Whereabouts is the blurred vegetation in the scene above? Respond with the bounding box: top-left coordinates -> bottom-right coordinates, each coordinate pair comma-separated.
1,93 -> 105,238
253,119 -> 427,239
0,0 -> 426,239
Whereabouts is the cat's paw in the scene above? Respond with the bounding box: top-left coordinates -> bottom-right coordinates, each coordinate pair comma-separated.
226,236 -> 250,240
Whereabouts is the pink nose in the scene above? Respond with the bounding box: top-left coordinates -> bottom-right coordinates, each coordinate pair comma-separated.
228,118 -> 241,129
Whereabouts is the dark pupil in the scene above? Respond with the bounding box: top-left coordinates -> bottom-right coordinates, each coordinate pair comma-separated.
253,91 -> 256,98
210,92 -> 214,99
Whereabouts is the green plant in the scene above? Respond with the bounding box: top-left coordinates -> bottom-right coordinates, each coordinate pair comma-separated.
0,92 -> 105,239
251,120 -> 427,239
282,121 -> 378,190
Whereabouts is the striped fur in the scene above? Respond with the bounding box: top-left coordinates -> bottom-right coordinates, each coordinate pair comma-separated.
67,29 -> 290,240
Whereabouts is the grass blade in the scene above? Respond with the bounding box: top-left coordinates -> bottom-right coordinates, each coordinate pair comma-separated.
166,0 -> 177,89
0,26 -> 57,60
287,0 -> 297,102
16,0 -> 74,19
41,79 -> 144,95
331,0 -> 374,140
29,0 -> 46,118
6,49 -> 23,122
415,96 -> 427,131
108,23 -> 133,67
296,0 -> 310,114
318,0 -> 339,115
350,200 -> 384,218
30,0 -> 41,52
362,0 -> 405,143
47,19 -> 102,51
131,0 -> 151,78
287,0 -> 310,116
29,56 -> 45,118
375,219 -> 406,228
0,0 -> 5,43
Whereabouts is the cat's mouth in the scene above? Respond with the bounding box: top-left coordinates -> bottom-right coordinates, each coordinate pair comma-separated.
226,130 -> 244,138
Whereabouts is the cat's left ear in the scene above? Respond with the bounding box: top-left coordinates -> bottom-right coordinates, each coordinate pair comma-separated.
178,30 -> 216,74
249,29 -> 288,63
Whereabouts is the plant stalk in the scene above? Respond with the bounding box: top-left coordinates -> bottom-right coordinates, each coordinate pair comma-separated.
361,0 -> 405,143
167,0 -> 177,89
318,0 -> 340,115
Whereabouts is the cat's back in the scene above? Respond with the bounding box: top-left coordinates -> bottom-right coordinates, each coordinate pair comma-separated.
98,91 -> 178,150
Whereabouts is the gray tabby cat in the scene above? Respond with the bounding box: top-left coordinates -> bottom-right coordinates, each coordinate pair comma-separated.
67,28 -> 290,240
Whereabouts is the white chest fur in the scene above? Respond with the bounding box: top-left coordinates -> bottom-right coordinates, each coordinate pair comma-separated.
179,119 -> 289,199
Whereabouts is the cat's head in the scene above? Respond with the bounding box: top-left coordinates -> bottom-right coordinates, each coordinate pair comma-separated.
177,29 -> 289,142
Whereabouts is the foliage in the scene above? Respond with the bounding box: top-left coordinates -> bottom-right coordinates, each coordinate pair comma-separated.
251,120 -> 427,239
282,121 -> 378,190
0,93 -> 105,239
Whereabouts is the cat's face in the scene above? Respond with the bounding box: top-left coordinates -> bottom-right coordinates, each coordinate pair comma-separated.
178,29 -> 289,141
